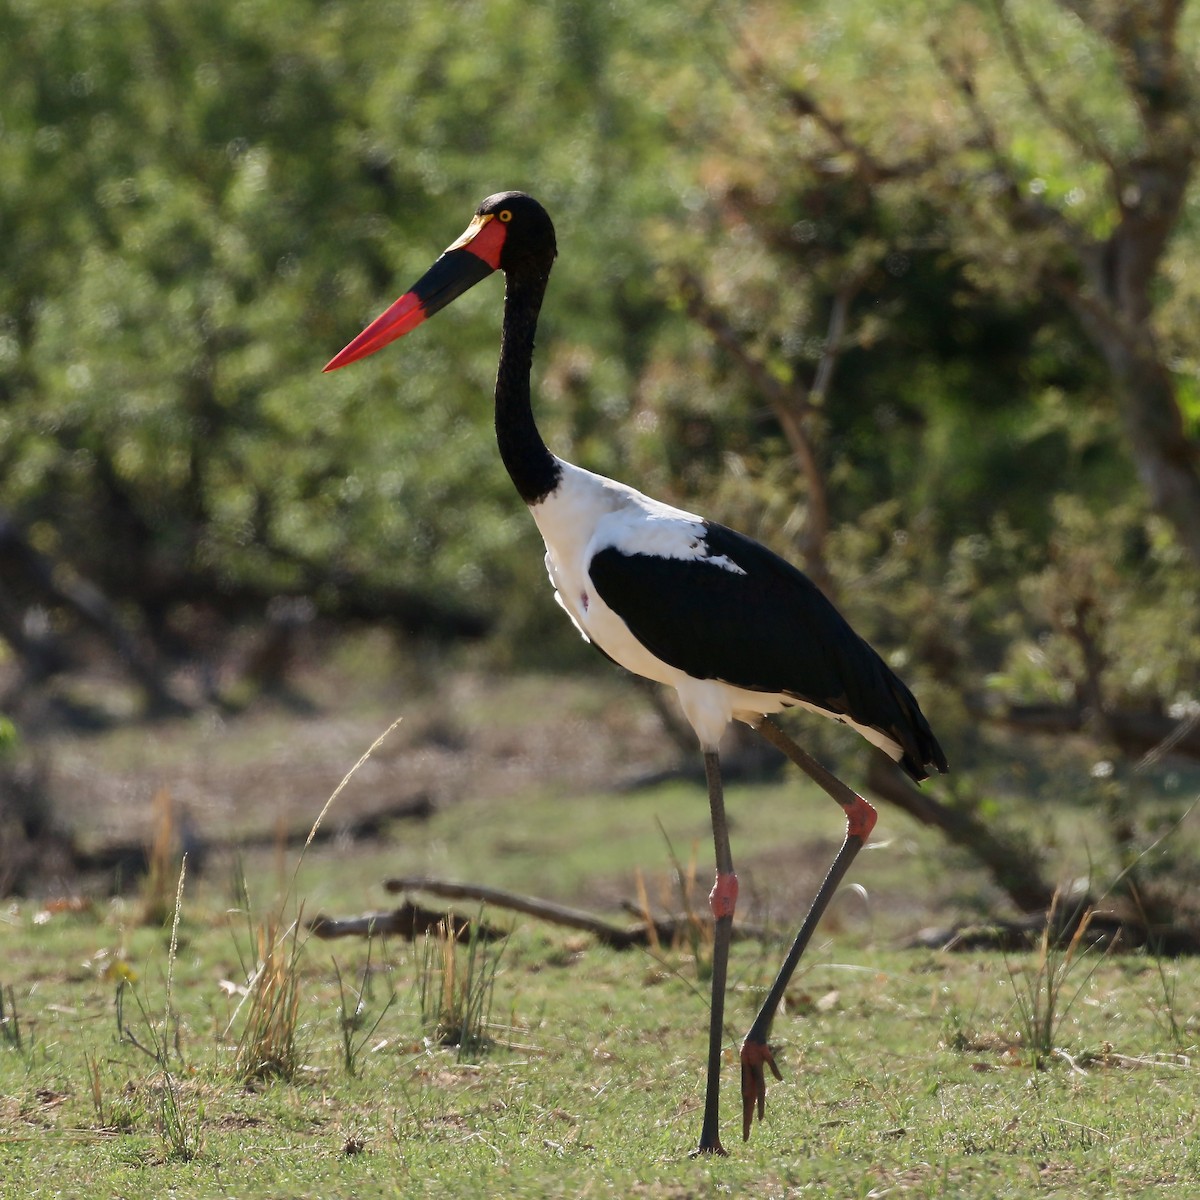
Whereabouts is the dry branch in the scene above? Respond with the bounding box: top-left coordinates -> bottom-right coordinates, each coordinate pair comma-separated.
384,875 -> 782,951
907,908 -> 1200,956
307,899 -> 505,944
866,752 -> 1057,914
999,703 -> 1200,764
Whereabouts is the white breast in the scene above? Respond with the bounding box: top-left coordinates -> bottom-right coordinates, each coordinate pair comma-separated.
530,461 -> 688,645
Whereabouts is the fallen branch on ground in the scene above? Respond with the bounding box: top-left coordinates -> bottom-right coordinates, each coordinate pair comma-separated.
906,911 -> 1200,956
307,899 -> 505,943
383,875 -> 782,950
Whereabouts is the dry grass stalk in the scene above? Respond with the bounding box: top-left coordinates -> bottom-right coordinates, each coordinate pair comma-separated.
1006,887 -> 1113,1067
417,914 -> 506,1063
140,786 -> 178,926
233,912 -> 304,1082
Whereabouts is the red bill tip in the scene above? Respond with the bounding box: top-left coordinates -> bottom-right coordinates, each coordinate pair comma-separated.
323,290 -> 427,372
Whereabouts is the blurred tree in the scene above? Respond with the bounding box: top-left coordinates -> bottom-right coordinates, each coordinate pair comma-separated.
0,0 -> 680,690
0,0 -> 1195,790
0,0 -> 1197,923
635,0 -> 1199,735
612,0 -> 1200,911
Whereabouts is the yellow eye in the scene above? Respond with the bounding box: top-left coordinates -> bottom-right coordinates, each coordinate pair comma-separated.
498,209 -> 513,223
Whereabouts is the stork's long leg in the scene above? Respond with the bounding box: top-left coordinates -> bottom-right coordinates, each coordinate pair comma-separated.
740,716 -> 878,1141
693,748 -> 737,1157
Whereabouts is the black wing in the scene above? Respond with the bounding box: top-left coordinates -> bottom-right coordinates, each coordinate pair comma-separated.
588,522 -> 947,782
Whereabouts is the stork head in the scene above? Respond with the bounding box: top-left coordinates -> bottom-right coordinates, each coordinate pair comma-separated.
323,191 -> 557,372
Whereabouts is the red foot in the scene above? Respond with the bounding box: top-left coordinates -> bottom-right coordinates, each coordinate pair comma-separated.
843,794 -> 878,842
709,871 -> 738,920
740,1039 -> 783,1141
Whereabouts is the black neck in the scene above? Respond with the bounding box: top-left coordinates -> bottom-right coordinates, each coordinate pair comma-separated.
494,268 -> 561,505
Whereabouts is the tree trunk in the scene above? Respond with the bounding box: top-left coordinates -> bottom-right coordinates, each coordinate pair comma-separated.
1069,306 -> 1200,569
866,753 -> 1058,914
1067,0 -> 1200,568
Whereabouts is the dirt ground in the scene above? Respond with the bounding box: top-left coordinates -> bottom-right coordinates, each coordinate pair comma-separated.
1,645 -> 981,935
34,670 -> 679,851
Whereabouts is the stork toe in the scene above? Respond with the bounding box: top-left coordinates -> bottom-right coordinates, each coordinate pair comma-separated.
740,1039 -> 782,1141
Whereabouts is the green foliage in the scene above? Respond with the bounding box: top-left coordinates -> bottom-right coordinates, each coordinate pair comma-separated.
0,0 -> 1197,793
0,0 -> 680,627
0,717 -> 17,758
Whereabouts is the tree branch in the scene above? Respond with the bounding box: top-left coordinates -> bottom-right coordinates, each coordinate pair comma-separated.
677,272 -> 838,597
999,702 -> 1200,763
992,0 -> 1121,192
935,14 -> 1200,570
865,753 -> 1057,913
382,876 -> 779,950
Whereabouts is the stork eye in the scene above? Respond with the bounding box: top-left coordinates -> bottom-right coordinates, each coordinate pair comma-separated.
498,209 -> 513,223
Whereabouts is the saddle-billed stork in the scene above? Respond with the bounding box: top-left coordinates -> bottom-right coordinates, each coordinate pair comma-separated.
325,191 -> 947,1156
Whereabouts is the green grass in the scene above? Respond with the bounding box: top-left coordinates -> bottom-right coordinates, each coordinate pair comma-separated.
2,823 -> 1198,1197
5,675 -> 1199,1197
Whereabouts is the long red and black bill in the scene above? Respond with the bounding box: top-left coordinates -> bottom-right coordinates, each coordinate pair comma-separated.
323,212 -> 506,372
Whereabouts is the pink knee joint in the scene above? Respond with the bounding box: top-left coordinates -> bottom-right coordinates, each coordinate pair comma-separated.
709,871 -> 739,920
844,794 -> 878,842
